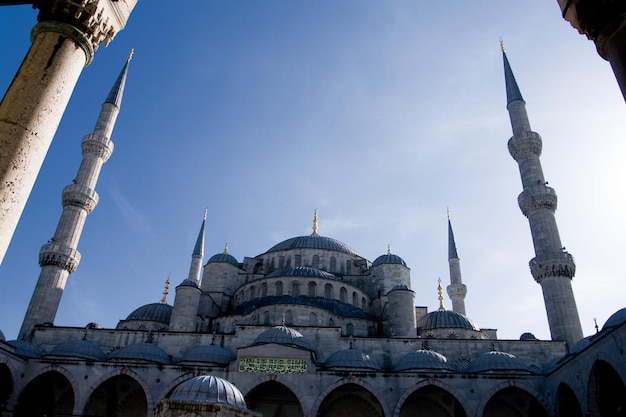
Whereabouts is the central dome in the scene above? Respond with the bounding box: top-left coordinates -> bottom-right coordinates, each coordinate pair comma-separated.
264,235 -> 360,257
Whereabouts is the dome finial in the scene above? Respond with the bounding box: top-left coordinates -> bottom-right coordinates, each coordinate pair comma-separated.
499,37 -> 505,52
203,208 -> 208,220
447,206 -> 451,219
311,209 -> 319,237
127,48 -> 135,62
437,278 -> 446,311
387,244 -> 391,254
224,243 -> 229,254
160,274 -> 170,304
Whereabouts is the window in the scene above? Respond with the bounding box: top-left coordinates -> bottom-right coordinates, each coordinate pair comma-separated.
292,282 -> 300,296
308,282 -> 317,297
352,291 -> 358,306
260,283 -> 268,297
295,255 -> 302,267
330,256 -> 337,272
340,287 -> 347,303
275,281 -> 283,296
312,255 -> 320,268
325,283 -> 333,299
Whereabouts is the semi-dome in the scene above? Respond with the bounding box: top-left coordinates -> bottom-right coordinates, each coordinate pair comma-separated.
48,339 -> 107,361
394,349 -> 454,371
182,344 -> 236,365
110,342 -> 170,364
125,303 -> 172,323
372,253 -> 407,267
177,279 -> 199,289
467,351 -> 529,373
267,266 -> 337,279
603,307 -> 626,330
264,235 -> 360,257
7,340 -> 45,358
253,325 -> 312,351
324,347 -> 381,370
417,310 -> 480,331
169,375 -> 247,408
207,252 -> 239,267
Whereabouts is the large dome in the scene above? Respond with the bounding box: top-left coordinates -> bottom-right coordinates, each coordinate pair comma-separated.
603,307 -> 626,330
267,266 -> 337,279
417,310 -> 480,331
125,303 -> 172,323
168,375 -> 247,408
264,235 -> 360,257
253,325 -> 313,351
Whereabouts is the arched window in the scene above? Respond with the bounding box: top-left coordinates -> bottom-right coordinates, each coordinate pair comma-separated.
325,283 -> 333,299
270,258 -> 275,272
346,260 -> 352,275
352,291 -> 358,306
340,287 -> 347,303
260,283 -> 268,297
291,281 -> 300,296
248,286 -> 255,301
362,297 -> 366,310
279,256 -> 285,269
308,282 -> 317,297
275,281 -> 283,296
330,256 -> 337,272
263,311 -> 270,325
346,323 -> 354,336
285,256 -> 291,268
295,255 -> 302,267
312,255 -> 320,268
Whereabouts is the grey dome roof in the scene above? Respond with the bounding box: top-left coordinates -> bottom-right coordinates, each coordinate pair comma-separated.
7,340 -> 45,358
394,349 -> 454,371
49,339 -> 107,361
372,253 -> 407,267
125,303 -> 172,323
182,344 -> 236,365
265,235 -> 360,257
520,332 -> 538,341
324,347 -> 381,370
229,295 -> 370,320
207,252 -> 239,267
467,351 -> 529,373
417,310 -> 480,331
177,279 -> 199,289
169,375 -> 247,408
571,336 -> 592,354
110,342 -> 170,364
267,266 -> 337,279
603,308 -> 626,330
253,325 -> 313,351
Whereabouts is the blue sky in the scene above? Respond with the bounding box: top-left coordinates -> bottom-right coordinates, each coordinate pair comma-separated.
0,1 -> 625,341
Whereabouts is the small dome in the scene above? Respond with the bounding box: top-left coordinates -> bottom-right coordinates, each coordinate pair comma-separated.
520,332 -> 538,341
169,375 -> 247,408
253,325 -> 312,351
417,310 -> 480,331
267,266 -> 336,280
264,235 -> 360,257
49,339 -> 107,361
182,344 -> 236,365
467,351 -> 529,373
207,252 -> 239,267
110,342 -> 170,364
603,307 -> 626,330
394,349 -> 454,371
324,347 -> 381,370
177,279 -> 199,289
7,340 -> 45,358
571,336 -> 592,354
125,303 -> 172,323
372,253 -> 407,267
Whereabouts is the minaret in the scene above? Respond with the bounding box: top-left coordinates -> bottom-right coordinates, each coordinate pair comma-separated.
502,43 -> 583,348
19,54 -> 132,340
446,211 -> 467,315
189,210 -> 207,285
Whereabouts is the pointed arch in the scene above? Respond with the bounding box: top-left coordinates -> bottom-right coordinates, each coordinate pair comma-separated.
587,359 -> 626,416
313,380 -> 390,417
556,382 -> 582,417
81,368 -> 153,416
393,379 -> 468,417
246,380 -> 304,417
83,374 -> 148,417
481,386 -> 548,417
398,384 -> 467,417
14,370 -> 74,417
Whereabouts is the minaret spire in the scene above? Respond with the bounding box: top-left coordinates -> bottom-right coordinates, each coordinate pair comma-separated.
503,47 -> 583,348
187,211 -> 207,285
19,54 -> 132,340
446,210 -> 467,315
311,209 -> 319,237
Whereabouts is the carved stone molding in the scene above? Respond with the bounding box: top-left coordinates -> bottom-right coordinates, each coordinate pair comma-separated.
82,133 -> 114,161
62,183 -> 99,212
507,131 -> 543,161
39,243 -> 81,273
517,186 -> 558,217
529,251 -> 576,283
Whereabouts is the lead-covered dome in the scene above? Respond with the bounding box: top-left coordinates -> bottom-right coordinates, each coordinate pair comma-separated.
207,252 -> 239,267
7,340 -> 44,358
417,310 -> 480,331
253,325 -> 312,351
372,253 -> 407,267
169,375 -> 247,408
48,339 -> 107,361
267,266 -> 337,279
394,349 -> 454,371
324,347 -> 381,370
182,344 -> 236,365
125,303 -> 172,323
110,342 -> 170,364
265,235 -> 360,257
467,351 -> 529,373
603,308 -> 626,330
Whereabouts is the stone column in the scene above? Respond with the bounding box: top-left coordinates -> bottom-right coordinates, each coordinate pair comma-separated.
0,0 -> 137,265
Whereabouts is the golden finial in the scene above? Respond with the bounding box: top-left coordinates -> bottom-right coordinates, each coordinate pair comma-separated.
311,209 -> 319,237
437,278 -> 446,311
203,208 -> 208,220
499,38 -> 506,52
160,274 -> 170,304
224,243 -> 229,254
387,244 -> 392,255
127,48 -> 135,62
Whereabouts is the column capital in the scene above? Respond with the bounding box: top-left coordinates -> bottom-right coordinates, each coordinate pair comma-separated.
33,0 -> 138,64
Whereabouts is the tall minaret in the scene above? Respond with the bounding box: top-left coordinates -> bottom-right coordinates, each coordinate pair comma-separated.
188,210 -> 207,285
446,211 -> 467,316
502,43 -> 583,348
19,53 -> 132,340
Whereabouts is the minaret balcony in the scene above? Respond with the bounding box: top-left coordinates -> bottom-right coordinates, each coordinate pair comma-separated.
62,184 -> 99,213
529,251 -> 575,283
517,185 -> 557,217
39,243 -> 81,273
82,133 -> 114,161
507,131 -> 542,161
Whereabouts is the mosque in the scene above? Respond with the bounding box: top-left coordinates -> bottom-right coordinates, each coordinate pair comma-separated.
1,6 -> 626,417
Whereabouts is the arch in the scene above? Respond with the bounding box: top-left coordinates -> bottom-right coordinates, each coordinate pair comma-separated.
246,380 -> 304,417
556,382 -> 582,417
346,260 -> 353,275
292,281 -> 300,296
14,370 -> 74,417
340,287 -> 347,303
324,283 -> 334,299
394,380 -> 468,417
275,281 -> 283,296
263,310 -> 271,325
362,297 -> 367,310
587,359 -> 626,416
314,381 -> 388,417
353,291 -> 358,306
295,255 -> 302,267
0,363 -> 13,414
84,374 -> 148,417
154,371 -> 195,405
309,281 -> 317,297
398,384 -> 467,417
481,386 -> 548,417
313,255 -> 320,269
330,256 -> 337,272
260,283 -> 268,297
248,285 -> 255,301
279,255 -> 285,269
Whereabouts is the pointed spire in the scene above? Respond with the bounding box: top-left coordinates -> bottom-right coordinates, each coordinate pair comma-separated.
160,274 -> 170,304
105,49 -> 133,108
192,210 -> 206,258
387,244 -> 391,255
501,40 -> 524,105
223,243 -> 229,254
447,209 -> 459,260
437,278 -> 446,311
311,209 -> 319,237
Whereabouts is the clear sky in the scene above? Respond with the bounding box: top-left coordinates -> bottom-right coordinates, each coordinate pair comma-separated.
0,1 -> 624,342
